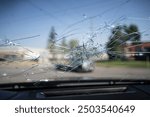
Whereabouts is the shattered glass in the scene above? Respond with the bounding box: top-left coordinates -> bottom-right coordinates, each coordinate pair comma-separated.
0,0 -> 150,84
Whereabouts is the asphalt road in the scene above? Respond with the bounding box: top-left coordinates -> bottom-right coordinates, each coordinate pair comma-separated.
0,62 -> 150,84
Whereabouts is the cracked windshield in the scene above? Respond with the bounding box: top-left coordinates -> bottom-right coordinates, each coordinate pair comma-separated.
0,0 -> 150,84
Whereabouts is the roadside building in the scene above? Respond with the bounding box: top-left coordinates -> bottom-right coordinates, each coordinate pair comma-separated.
124,42 -> 150,60
0,45 -> 64,64
0,46 -> 40,61
0,46 -> 24,61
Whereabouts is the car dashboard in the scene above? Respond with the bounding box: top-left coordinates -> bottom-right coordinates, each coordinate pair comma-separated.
0,78 -> 150,100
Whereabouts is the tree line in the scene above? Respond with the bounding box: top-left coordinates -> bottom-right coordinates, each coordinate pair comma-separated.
47,26 -> 79,59
47,24 -> 141,60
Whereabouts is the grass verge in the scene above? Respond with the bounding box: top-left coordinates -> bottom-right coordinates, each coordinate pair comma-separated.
96,60 -> 150,68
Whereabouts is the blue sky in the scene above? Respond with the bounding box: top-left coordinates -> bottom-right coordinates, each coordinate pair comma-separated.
0,0 -> 150,48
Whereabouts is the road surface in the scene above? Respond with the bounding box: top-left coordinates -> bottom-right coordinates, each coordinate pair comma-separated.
0,62 -> 150,83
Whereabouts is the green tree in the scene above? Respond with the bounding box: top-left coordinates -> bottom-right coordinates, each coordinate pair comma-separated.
47,26 -> 57,60
123,24 -> 141,44
68,39 -> 79,49
106,24 -> 141,59
106,25 -> 125,52
60,37 -> 68,52
61,37 -> 67,47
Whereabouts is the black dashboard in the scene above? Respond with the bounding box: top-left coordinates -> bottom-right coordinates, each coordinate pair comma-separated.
0,78 -> 150,100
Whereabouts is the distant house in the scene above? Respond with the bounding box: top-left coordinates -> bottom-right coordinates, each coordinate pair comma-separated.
0,46 -> 40,61
0,46 -> 24,61
124,42 -> 150,60
0,46 -> 64,64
